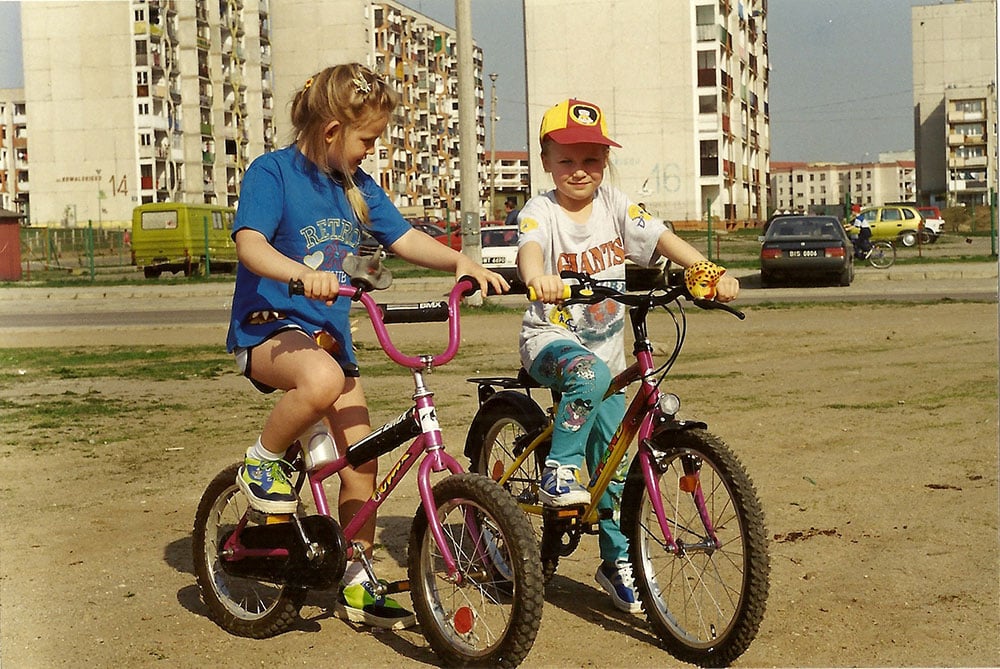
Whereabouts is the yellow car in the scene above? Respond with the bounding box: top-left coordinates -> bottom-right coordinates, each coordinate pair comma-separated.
846,205 -> 925,247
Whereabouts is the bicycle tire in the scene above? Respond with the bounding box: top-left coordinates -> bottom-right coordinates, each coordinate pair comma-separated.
621,429 -> 769,667
407,473 -> 544,668
466,395 -> 559,581
868,241 -> 895,269
192,462 -> 307,638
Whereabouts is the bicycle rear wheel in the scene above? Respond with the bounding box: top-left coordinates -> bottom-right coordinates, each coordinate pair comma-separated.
868,241 -> 895,269
408,473 -> 543,668
192,462 -> 307,638
621,429 -> 769,667
466,394 -> 559,581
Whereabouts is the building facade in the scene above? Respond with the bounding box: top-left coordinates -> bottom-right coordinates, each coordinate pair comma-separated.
0,91 -> 28,216
912,0 -> 997,207
12,0 -> 484,229
770,156 -> 916,217
523,0 -> 770,228
485,150 -> 529,219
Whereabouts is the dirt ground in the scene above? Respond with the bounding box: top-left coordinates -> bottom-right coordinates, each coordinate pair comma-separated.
1,299 -> 998,668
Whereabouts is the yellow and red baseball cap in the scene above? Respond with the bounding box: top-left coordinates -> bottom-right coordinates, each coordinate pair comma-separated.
539,98 -> 621,148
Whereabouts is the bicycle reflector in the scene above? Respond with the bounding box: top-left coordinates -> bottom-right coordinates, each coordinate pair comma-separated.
658,393 -> 680,417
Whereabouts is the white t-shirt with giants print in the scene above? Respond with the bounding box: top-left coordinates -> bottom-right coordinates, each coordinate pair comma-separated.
517,185 -> 664,376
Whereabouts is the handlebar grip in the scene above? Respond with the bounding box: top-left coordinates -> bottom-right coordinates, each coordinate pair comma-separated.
526,284 -> 573,302
288,278 -> 304,296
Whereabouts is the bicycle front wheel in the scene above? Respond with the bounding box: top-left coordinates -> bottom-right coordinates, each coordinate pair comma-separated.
621,429 -> 769,667
868,241 -> 895,269
408,473 -> 544,668
192,462 -> 307,638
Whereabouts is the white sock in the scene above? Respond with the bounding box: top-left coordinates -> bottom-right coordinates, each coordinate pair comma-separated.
342,561 -> 367,587
248,437 -> 284,461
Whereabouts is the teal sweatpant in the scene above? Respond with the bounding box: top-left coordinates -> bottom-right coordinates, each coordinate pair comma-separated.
528,340 -> 629,563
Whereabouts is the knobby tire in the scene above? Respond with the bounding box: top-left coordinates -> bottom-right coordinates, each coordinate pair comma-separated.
407,473 -> 544,668
621,429 -> 769,667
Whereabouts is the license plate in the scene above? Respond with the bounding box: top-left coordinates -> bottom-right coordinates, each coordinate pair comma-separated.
483,257 -> 506,264
787,250 -> 819,257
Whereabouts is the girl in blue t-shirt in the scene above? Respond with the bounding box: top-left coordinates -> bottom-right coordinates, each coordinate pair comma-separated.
227,63 -> 507,630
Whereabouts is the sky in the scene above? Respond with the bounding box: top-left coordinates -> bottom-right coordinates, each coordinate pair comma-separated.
0,0 -> 978,163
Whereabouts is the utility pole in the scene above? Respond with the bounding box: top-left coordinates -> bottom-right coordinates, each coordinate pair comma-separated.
455,0 -> 482,304
488,72 -> 498,221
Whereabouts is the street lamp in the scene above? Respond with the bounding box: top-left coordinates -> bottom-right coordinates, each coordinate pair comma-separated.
488,72 -> 498,220
96,168 -> 103,228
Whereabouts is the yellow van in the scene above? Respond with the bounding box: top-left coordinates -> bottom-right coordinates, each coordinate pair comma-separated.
131,203 -> 237,278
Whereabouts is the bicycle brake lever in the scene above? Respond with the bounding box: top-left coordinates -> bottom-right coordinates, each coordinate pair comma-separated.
692,298 -> 746,320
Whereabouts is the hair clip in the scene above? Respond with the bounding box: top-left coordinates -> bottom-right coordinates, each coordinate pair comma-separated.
303,77 -> 314,91
352,74 -> 372,95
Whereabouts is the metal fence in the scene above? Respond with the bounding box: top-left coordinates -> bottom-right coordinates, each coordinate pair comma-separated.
20,226 -> 133,275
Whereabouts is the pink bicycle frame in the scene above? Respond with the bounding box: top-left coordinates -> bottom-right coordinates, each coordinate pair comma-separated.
233,278 -> 480,577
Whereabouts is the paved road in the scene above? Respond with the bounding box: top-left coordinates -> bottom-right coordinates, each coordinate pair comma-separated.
0,263 -> 996,335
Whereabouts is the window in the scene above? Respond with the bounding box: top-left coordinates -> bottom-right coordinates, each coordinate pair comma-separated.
882,208 -> 901,221
695,5 -> 714,25
697,51 -> 716,86
699,140 -> 718,176
954,99 -> 983,114
699,94 -> 717,114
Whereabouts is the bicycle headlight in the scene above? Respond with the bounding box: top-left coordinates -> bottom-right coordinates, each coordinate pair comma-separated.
657,393 -> 680,417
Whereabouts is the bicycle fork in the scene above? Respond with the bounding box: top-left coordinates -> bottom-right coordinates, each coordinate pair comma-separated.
640,434 -> 722,555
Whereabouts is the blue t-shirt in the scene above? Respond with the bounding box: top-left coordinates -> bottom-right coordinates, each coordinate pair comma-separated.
226,145 -> 411,365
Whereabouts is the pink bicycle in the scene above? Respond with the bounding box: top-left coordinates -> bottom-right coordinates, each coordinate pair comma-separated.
192,260 -> 543,668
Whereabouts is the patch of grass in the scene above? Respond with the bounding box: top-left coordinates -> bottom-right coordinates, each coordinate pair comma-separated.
0,346 -> 233,384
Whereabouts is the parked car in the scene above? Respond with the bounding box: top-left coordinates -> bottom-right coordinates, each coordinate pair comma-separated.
357,229 -> 387,256
759,215 -> 854,287
479,225 -> 519,281
916,206 -> 944,243
846,205 -> 925,247
410,221 -> 448,238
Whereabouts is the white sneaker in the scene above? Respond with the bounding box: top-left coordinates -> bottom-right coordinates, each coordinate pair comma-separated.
539,459 -> 590,506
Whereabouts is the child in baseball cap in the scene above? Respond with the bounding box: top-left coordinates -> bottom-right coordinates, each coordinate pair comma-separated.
515,97 -> 739,614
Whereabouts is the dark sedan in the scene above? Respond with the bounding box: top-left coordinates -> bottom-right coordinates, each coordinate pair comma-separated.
759,215 -> 854,287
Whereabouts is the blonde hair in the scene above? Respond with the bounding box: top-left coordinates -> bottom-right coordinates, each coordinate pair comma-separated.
290,63 -> 397,227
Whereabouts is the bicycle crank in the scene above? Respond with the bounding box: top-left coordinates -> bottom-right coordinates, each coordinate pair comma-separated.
220,514 -> 347,589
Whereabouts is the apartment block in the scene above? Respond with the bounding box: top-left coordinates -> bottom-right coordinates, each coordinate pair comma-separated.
912,0 -> 997,207
485,150 -> 529,218
0,90 -> 28,215
15,0 -> 483,229
770,157 -> 916,216
523,0 -> 770,228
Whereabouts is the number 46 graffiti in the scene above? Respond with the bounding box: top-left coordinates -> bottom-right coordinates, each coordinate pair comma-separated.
639,163 -> 682,195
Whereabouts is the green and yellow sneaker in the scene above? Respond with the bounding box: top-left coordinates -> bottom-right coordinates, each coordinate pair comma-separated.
335,580 -> 416,630
236,454 -> 298,514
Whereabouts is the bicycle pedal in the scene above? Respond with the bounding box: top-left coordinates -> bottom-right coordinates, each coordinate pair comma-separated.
543,504 -> 585,520
382,579 -> 409,595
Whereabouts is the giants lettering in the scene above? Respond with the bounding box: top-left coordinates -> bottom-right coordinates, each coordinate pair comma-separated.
556,237 -> 625,274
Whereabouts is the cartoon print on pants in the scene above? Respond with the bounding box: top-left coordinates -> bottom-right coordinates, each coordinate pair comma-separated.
565,354 -> 596,381
561,398 -> 593,432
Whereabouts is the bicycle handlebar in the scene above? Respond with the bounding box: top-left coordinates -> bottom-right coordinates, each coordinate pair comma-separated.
519,274 -> 745,320
288,276 -> 483,368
